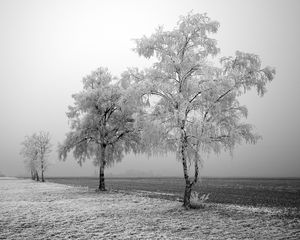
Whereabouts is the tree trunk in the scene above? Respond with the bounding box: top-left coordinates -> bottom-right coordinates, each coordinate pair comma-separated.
41,169 -> 44,182
31,169 -> 35,180
41,161 -> 45,182
181,129 -> 192,208
40,152 -> 45,182
182,158 -> 192,208
192,141 -> 200,186
36,170 -> 39,182
193,158 -> 199,185
98,144 -> 106,191
183,181 -> 192,208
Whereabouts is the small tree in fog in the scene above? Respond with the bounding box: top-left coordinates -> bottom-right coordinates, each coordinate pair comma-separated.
20,135 -> 39,180
20,131 -> 51,182
129,12 -> 275,208
33,131 -> 52,182
58,67 -> 141,191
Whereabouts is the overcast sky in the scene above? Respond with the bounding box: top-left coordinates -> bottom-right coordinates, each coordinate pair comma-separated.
0,0 -> 299,178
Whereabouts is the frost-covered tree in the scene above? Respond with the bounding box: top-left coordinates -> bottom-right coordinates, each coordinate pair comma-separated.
20,131 -> 51,182
129,12 -> 275,208
20,135 -> 39,180
58,67 -> 141,191
33,131 -> 52,182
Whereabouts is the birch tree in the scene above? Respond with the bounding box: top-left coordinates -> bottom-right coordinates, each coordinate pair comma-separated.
58,67 -> 141,191
131,12 -> 275,208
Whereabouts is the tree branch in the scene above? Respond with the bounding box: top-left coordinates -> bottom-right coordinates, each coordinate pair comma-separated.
107,129 -> 132,146
189,91 -> 202,103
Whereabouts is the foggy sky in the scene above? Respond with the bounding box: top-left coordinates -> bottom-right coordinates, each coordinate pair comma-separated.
0,0 -> 299,178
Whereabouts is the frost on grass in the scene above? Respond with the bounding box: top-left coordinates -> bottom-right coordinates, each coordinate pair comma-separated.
0,178 -> 299,240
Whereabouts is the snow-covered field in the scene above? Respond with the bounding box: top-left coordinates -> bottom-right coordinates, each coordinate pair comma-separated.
0,178 -> 299,239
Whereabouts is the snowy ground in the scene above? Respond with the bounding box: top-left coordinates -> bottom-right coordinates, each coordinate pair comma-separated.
0,178 -> 299,240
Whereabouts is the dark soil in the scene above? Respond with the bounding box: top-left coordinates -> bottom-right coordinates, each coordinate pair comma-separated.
47,177 -> 300,209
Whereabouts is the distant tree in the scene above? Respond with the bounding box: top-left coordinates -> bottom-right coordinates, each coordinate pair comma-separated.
129,12 -> 275,208
20,132 -> 52,182
20,135 -> 40,181
58,67 -> 141,191
33,131 -> 52,182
